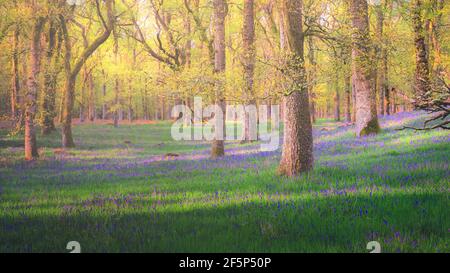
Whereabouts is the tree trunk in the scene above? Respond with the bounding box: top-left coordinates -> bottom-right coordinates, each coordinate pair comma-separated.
25,18 -> 45,160
62,78 -> 76,148
428,0 -> 445,76
101,69 -> 107,120
10,27 -> 20,123
375,4 -> 385,116
334,75 -> 341,122
128,84 -> 133,123
349,0 -> 380,136
412,0 -> 431,101
184,9 -> 192,68
326,99 -> 331,118
88,72 -> 95,121
351,78 -> 356,122
41,20 -> 59,135
278,0 -> 314,176
242,0 -> 256,143
60,0 -> 114,147
79,67 -> 87,123
114,78 -> 120,127
211,0 -> 227,158
307,36 -> 317,124
345,76 -> 352,123
61,18 -> 77,148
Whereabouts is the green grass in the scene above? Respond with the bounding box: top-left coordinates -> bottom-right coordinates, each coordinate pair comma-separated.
0,112 -> 449,253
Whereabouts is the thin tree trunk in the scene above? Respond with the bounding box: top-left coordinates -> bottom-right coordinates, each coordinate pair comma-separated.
349,0 -> 380,136
211,0 -> 227,158
278,0 -> 314,176
242,0 -> 256,143
128,79 -> 133,123
375,4 -> 385,116
307,36 -> 317,124
334,73 -> 341,122
114,78 -> 120,127
351,78 -> 356,122
384,0 -> 393,116
345,76 -> 352,123
88,71 -> 95,121
10,27 -> 20,123
79,66 -> 87,123
184,8 -> 192,68
326,99 -> 331,118
101,69 -> 107,119
25,17 -> 45,160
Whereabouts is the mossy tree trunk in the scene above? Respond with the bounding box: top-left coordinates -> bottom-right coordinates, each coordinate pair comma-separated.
41,19 -> 60,135
349,0 -> 380,137
278,0 -> 314,176
412,0 -> 432,102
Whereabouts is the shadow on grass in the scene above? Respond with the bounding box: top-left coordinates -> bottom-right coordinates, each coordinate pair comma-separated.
0,191 -> 447,253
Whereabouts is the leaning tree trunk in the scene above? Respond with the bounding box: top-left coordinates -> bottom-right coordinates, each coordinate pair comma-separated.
24,18 -> 45,160
211,0 -> 227,158
349,0 -> 380,136
242,0 -> 256,143
278,0 -> 314,176
60,0 -> 114,148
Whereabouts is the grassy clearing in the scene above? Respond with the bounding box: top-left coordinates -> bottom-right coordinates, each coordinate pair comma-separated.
0,112 -> 448,253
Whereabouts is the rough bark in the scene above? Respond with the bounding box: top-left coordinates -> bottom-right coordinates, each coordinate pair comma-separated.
24,17 -> 45,160
412,0 -> 431,101
211,0 -> 227,158
349,0 -> 380,136
278,0 -> 314,177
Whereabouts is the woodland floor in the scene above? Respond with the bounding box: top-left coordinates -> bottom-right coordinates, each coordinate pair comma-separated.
0,111 -> 448,253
